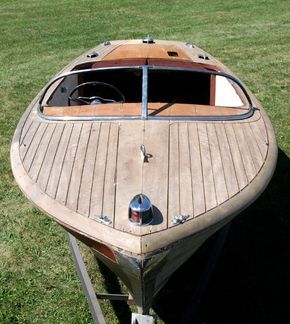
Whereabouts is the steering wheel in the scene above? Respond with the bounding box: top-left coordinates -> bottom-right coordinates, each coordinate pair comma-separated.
68,81 -> 125,106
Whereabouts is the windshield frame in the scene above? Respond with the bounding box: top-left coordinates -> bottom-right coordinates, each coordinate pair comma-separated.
38,65 -> 255,121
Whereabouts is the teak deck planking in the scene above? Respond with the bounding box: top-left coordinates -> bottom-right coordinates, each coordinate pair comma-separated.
18,115 -> 269,236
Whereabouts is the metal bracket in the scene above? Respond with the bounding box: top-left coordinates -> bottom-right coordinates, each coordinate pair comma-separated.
66,232 -> 106,324
66,222 -> 231,323
66,231 -> 156,323
66,232 -> 130,323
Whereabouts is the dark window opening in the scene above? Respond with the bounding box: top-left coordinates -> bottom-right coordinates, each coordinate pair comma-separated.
148,70 -> 211,105
47,68 -> 142,106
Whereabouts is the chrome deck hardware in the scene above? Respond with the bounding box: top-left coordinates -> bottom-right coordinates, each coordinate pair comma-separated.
171,215 -> 190,225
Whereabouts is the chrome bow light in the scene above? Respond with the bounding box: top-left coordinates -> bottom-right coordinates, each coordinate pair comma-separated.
129,194 -> 153,225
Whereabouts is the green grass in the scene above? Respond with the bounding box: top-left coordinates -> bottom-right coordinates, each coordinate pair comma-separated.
0,0 -> 289,323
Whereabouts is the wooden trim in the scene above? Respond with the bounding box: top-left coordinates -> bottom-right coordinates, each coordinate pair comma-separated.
43,103 -> 248,117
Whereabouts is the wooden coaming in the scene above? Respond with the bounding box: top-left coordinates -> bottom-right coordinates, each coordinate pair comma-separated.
43,103 -> 247,117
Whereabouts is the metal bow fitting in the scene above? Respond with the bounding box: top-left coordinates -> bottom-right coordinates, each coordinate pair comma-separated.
140,144 -> 152,163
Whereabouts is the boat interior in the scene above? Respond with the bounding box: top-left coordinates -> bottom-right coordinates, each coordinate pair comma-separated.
41,60 -> 250,119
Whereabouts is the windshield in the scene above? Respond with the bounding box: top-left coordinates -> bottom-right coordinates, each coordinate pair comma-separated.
39,65 -> 253,121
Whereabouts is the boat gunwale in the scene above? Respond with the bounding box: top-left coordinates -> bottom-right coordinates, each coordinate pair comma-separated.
38,65 -> 255,122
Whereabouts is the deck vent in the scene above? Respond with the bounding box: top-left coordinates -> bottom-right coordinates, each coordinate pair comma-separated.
142,35 -> 155,44
103,40 -> 111,46
186,42 -> 195,48
198,53 -> 210,60
129,194 -> 153,226
167,51 -> 179,57
87,51 -> 99,58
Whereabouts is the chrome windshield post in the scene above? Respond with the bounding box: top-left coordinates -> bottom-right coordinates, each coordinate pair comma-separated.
141,66 -> 148,120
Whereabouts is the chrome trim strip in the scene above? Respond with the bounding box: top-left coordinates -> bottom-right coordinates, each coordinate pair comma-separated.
141,67 -> 148,120
38,65 -> 255,122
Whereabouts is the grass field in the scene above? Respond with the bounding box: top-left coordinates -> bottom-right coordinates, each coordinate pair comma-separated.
0,0 -> 289,323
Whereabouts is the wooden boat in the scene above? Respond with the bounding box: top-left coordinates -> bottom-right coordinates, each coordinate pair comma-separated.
11,37 -> 277,314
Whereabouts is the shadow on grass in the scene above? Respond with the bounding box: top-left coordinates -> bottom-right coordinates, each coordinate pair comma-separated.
152,148 -> 290,324
96,258 -> 132,323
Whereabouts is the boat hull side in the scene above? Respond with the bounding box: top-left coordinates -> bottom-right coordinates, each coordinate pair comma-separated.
92,218 -> 228,314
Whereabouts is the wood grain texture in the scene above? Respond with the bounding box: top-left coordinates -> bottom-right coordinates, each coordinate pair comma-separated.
16,110 -> 269,238
22,123 -> 48,172
178,123 -> 194,218
17,116 -> 269,236
77,123 -> 101,216
188,123 -> 206,216
66,123 -> 92,211
89,123 -> 111,219
207,123 -> 228,204
44,103 -> 247,117
37,124 -> 65,192
233,123 -> 256,181
214,124 -> 239,197
55,124 -> 82,205
198,123 -> 217,211
168,122 -> 180,224
224,123 -> 248,190
142,121 -> 169,231
28,124 -> 56,182
114,121 -> 143,233
45,124 -> 74,198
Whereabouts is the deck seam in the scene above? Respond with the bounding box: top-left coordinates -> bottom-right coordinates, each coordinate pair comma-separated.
22,122 -> 40,162
101,123 -> 112,216
214,123 -> 229,200
206,123 -> 218,209
230,123 -> 249,183
76,123 -> 93,213
223,123 -> 241,192
249,122 -> 264,161
241,124 -> 258,174
54,124 -> 74,199
196,124 -> 206,215
64,124 -> 83,206
89,123 -> 102,218
27,123 -> 48,173
187,123 -> 195,218
166,122 -> 170,228
35,123 -> 57,183
44,124 -> 66,192
177,123 -> 181,215
112,124 -> 120,228
20,119 -> 33,146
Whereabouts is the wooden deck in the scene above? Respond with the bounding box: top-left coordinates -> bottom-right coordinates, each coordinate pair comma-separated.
18,112 -> 268,236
